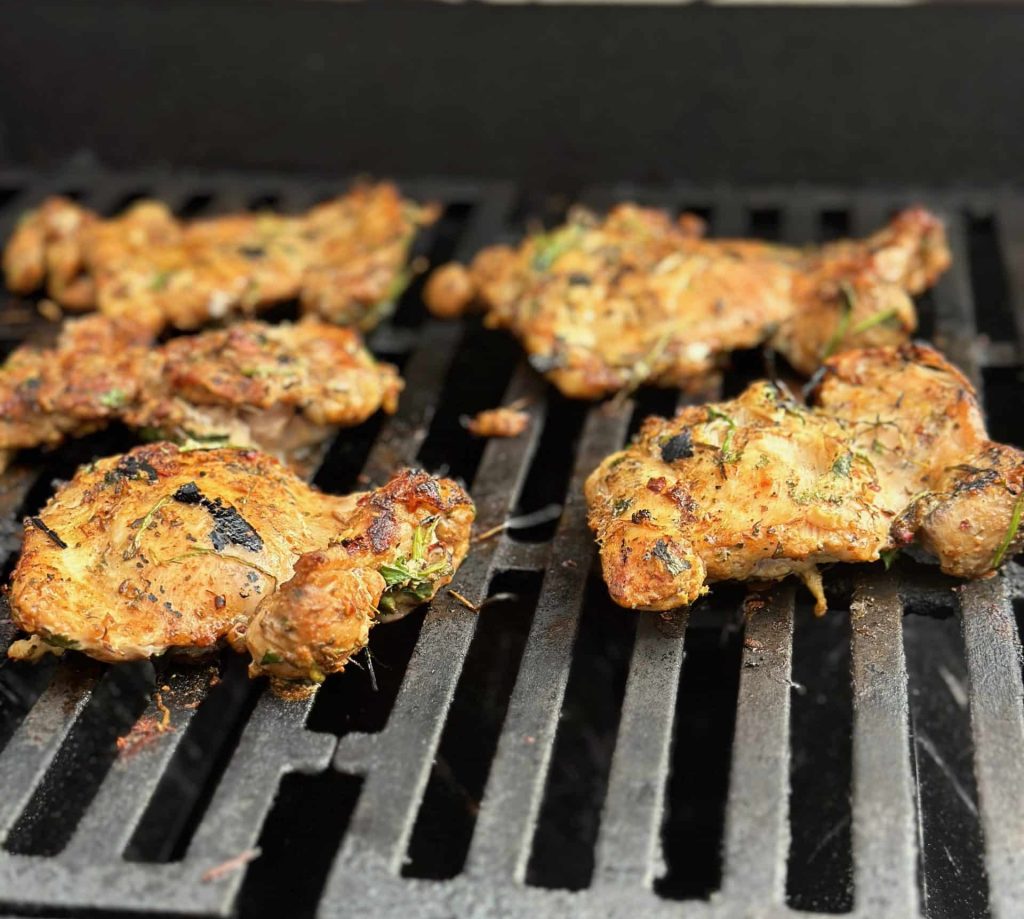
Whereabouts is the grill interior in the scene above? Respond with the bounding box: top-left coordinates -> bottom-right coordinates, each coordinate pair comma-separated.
0,161 -> 1022,919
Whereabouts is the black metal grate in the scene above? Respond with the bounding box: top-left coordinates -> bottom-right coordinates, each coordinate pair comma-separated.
0,161 -> 1022,918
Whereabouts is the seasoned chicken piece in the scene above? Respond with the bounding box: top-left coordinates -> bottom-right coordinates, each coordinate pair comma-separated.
0,315 -> 401,472
0,314 -> 151,456
126,318 -> 402,472
7,444 -> 474,695
585,344 -> 1023,614
463,405 -> 530,438
4,184 -> 438,332
424,204 -> 949,398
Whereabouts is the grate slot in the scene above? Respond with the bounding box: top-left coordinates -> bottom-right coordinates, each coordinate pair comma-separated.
719,587 -> 795,907
993,197 -> 1024,359
461,402 -> 633,884
849,574 -> 918,918
959,576 -> 1024,919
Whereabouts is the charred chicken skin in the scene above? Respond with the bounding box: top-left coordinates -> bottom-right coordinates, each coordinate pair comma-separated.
7,444 -> 474,695
4,183 -> 438,331
0,315 -> 401,472
424,204 -> 950,398
585,344 -> 1023,614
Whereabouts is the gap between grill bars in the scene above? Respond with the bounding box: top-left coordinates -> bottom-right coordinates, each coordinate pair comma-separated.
0,163 -> 1020,918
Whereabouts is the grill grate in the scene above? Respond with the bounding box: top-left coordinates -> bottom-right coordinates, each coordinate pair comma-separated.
0,162 -> 1022,918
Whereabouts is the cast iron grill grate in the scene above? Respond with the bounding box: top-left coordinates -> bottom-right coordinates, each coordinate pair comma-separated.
0,162 -> 1021,918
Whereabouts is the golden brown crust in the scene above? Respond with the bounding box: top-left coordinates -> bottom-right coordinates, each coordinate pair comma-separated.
424,204 -> 950,399
4,184 -> 438,332
8,445 -> 475,691
0,315 -> 401,471
585,344 -> 1023,613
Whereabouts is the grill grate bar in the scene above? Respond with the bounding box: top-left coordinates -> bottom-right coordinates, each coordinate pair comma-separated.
0,665 -> 100,841
959,576 -> 1024,919
591,609 -> 687,890
849,574 -> 918,918
60,666 -> 210,863
462,400 -> 633,883
930,207 -> 983,389
719,587 -> 795,906
328,364 -> 546,879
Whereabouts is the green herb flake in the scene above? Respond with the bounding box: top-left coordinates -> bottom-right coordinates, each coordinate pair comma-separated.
831,452 -> 854,478
651,538 -> 691,576
612,497 -> 634,517
100,388 -> 128,409
991,490 -> 1024,569
820,281 -> 857,360
43,633 -> 79,650
260,651 -> 284,665
880,547 -> 901,570
531,226 -> 582,272
850,307 -> 902,336
124,494 -> 173,560
150,269 -> 174,292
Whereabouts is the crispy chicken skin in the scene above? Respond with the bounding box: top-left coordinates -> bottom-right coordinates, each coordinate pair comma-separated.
4,184 -> 438,331
424,204 -> 950,398
7,444 -> 474,694
585,344 -> 1023,614
0,315 -> 401,472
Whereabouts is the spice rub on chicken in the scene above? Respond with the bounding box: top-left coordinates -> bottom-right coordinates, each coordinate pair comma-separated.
7,444 -> 474,695
0,315 -> 401,472
585,344 -> 1024,614
4,183 -> 438,331
424,204 -> 950,399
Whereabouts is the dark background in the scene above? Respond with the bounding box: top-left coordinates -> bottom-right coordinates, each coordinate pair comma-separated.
0,0 -> 1022,189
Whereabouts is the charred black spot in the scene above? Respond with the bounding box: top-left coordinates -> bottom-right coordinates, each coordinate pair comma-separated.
172,482 -> 263,553
952,468 -> 1001,496
567,272 -> 592,286
239,245 -> 266,260
631,509 -> 652,524
367,510 -> 397,554
27,516 -> 67,549
660,430 -> 694,463
105,454 -> 159,486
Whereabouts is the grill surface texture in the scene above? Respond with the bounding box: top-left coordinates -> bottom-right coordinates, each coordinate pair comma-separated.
0,162 -> 1020,919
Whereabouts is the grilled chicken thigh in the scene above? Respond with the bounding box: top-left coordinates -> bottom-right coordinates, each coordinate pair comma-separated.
7,444 -> 474,694
424,204 -> 949,398
4,183 -> 438,331
585,344 -> 1024,613
0,315 -> 401,472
